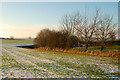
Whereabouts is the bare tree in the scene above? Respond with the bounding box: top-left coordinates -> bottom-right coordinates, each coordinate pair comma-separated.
75,9 -> 100,51
60,8 -> 116,51
60,12 -> 82,49
117,27 -> 120,40
95,14 -> 116,51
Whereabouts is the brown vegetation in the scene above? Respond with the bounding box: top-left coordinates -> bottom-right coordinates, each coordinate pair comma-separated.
34,29 -> 79,49
35,47 -> 119,58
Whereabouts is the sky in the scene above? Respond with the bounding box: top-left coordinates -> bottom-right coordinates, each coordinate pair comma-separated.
1,2 -> 118,38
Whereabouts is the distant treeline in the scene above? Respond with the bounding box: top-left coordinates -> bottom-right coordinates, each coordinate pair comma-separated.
0,38 -> 10,39
0,38 -> 15,40
0,38 -> 26,40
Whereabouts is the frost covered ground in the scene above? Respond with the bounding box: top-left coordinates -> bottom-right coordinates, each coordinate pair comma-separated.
1,42 -> 119,78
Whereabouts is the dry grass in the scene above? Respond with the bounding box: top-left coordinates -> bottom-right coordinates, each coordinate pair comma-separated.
35,47 -> 119,58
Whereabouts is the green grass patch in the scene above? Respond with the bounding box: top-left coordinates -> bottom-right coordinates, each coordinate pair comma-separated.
72,44 -> 120,52
1,39 -> 33,44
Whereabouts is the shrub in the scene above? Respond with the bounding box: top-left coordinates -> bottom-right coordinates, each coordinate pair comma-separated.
34,29 -> 79,49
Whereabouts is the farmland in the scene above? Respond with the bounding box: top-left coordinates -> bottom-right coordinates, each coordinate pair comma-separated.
1,39 -> 119,78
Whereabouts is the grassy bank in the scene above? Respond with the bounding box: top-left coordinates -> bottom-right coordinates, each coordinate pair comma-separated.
35,45 -> 120,58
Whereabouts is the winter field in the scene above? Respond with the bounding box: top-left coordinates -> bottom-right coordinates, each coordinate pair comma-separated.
0,39 -> 119,78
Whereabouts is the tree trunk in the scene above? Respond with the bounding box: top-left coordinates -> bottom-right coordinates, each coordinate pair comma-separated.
66,39 -> 70,49
84,44 -> 88,52
100,45 -> 104,51
66,35 -> 71,49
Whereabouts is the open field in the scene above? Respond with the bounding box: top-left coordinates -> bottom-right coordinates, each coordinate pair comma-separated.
1,39 -> 119,78
1,39 -> 33,44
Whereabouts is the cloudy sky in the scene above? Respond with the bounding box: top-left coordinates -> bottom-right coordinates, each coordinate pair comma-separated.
1,2 -> 118,38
